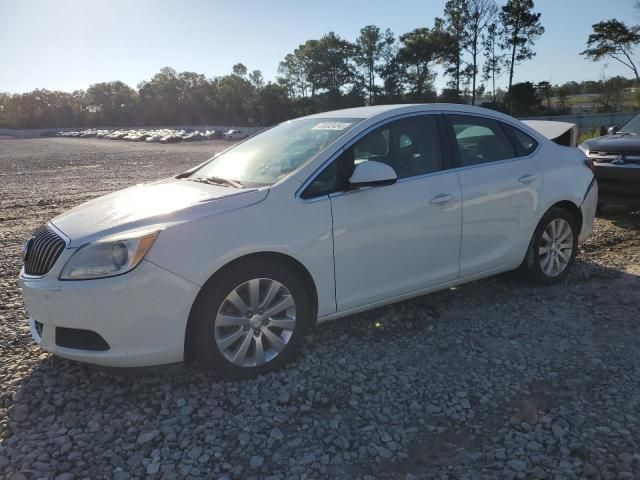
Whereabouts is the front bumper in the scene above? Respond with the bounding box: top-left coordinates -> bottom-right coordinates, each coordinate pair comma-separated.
594,163 -> 640,206
19,259 -> 200,367
579,177 -> 598,243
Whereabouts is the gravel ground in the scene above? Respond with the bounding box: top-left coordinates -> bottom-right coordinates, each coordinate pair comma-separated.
1,138 -> 640,480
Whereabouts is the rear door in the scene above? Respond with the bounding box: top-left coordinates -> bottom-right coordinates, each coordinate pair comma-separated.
445,114 -> 542,277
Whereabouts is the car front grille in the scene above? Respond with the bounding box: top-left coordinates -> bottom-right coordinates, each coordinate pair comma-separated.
589,151 -> 640,164
23,225 -> 66,276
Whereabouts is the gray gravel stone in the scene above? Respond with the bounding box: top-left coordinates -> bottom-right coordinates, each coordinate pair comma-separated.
507,459 -> 527,472
249,455 -> 264,470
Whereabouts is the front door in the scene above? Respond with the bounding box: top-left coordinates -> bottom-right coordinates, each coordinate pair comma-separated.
329,115 -> 462,311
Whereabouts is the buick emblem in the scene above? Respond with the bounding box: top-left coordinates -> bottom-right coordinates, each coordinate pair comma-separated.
22,237 -> 34,262
611,154 -> 625,165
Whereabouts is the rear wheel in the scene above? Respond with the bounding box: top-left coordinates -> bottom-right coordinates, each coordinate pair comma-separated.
520,207 -> 579,285
190,258 -> 312,378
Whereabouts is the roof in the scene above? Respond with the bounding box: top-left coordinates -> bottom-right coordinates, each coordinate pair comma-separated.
301,103 -> 518,122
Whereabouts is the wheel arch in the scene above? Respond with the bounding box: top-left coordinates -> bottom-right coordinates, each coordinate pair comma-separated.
183,251 -> 319,362
518,199 -> 583,270
550,200 -> 583,234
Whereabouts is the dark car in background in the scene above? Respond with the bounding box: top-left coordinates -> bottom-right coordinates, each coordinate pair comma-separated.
579,115 -> 640,209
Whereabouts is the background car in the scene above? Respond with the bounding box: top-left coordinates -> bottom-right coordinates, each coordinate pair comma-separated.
223,129 -> 247,140
19,104 -> 597,378
579,114 -> 640,209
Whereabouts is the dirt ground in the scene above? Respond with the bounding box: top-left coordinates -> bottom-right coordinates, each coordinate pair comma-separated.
1,137 -> 639,479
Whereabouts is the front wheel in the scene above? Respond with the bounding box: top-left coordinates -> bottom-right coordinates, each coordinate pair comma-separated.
520,207 -> 579,285
190,258 -> 312,378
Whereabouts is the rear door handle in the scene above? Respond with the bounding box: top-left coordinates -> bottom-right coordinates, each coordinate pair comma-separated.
429,194 -> 454,205
518,174 -> 538,185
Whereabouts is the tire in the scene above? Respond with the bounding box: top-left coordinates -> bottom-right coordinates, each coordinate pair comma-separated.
520,207 -> 579,285
190,257 -> 312,378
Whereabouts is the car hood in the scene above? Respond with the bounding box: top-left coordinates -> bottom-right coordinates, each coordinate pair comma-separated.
52,178 -> 268,247
584,134 -> 640,153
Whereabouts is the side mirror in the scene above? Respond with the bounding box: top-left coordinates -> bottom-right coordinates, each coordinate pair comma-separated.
348,161 -> 397,188
607,125 -> 618,135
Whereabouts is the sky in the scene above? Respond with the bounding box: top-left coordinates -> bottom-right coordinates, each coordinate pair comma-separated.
0,0 -> 638,94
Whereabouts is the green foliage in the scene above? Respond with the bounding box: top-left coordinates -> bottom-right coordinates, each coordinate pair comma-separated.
581,19 -> 640,82
579,128 -> 604,143
354,25 -> 386,104
499,0 -> 545,111
482,22 -> 504,102
397,28 -> 440,99
462,0 -> 499,105
441,0 -> 468,92
508,81 -> 542,116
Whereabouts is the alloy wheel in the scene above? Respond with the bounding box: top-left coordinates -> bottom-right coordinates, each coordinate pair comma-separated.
214,278 -> 296,367
538,218 -> 574,277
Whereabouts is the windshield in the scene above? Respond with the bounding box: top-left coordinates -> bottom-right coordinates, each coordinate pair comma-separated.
619,115 -> 640,135
192,118 -> 363,186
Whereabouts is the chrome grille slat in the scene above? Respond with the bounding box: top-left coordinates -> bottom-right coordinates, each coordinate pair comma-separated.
34,230 -> 55,274
37,234 -> 59,274
24,225 -> 66,276
589,152 -> 640,164
32,231 -> 50,273
28,231 -> 47,274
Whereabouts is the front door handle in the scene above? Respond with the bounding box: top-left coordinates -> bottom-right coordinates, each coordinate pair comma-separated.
429,194 -> 454,205
518,174 -> 538,185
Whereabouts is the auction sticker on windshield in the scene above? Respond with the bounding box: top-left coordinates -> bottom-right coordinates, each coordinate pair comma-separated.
312,122 -> 353,131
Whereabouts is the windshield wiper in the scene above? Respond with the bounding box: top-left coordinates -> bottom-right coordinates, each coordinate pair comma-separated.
189,176 -> 243,188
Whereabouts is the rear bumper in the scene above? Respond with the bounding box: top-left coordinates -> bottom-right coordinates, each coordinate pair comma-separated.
579,177 -> 598,243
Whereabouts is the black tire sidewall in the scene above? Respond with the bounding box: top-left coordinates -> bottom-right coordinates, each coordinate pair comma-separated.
191,258 -> 311,378
525,207 -> 579,285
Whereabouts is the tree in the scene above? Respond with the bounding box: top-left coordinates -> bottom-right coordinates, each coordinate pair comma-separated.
232,63 -> 248,77
249,70 -> 264,89
482,22 -> 504,102
598,75 -> 626,113
581,20 -> 640,82
137,67 -> 181,124
556,87 -> 569,114
508,81 -> 542,116
377,30 -> 404,101
314,32 -> 355,98
278,52 -> 309,98
354,25 -> 386,105
463,0 -> 498,105
499,0 -> 545,112
536,80 -> 553,110
441,0 -> 468,94
397,28 -> 439,100
256,83 -> 293,125
86,81 -> 138,125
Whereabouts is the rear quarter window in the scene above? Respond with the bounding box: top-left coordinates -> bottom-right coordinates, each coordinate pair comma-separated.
503,124 -> 538,156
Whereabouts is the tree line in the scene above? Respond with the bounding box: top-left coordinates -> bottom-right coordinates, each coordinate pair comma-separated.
1,0 -> 638,130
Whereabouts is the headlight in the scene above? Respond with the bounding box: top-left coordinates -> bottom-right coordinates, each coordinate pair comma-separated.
578,143 -> 589,157
59,230 -> 159,280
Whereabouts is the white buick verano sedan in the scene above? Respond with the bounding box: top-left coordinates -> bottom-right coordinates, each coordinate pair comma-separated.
20,104 -> 598,378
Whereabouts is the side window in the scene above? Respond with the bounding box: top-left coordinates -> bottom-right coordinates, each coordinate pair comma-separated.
301,115 -> 444,198
503,123 -> 538,155
352,115 -> 443,179
353,128 -> 391,164
391,116 -> 442,178
448,115 -> 516,167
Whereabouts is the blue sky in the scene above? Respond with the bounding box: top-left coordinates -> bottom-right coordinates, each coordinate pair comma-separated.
0,0 -> 637,94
